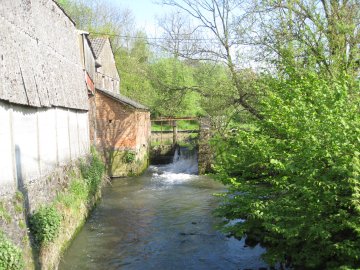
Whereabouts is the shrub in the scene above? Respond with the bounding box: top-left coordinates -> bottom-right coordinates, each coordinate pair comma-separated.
80,148 -> 105,196
0,232 -> 24,270
214,74 -> 360,269
29,206 -> 61,246
123,150 -> 136,164
0,202 -> 11,223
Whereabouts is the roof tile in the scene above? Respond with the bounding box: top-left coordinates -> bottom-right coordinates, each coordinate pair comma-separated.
88,37 -> 107,58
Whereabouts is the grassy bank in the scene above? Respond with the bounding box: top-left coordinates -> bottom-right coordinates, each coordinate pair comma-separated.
0,148 -> 107,270
32,148 -> 107,269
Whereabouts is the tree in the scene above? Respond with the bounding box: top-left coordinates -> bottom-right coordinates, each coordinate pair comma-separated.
210,0 -> 360,268
57,0 -> 135,50
248,0 -> 359,80
214,71 -> 360,269
157,11 -> 199,59
160,0 -> 264,120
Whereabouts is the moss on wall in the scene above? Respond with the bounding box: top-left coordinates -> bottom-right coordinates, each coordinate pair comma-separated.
109,147 -> 149,177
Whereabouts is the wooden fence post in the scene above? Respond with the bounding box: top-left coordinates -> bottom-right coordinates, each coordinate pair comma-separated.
172,120 -> 177,145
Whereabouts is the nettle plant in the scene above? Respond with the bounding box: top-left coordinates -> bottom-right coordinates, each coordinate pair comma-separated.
80,148 -> 106,196
0,232 -> 24,270
29,205 -> 61,246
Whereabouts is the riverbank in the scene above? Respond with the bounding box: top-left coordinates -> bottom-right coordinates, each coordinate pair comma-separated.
59,150 -> 268,270
0,149 -> 107,270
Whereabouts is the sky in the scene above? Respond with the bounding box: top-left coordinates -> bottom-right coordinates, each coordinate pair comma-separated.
108,0 -> 173,36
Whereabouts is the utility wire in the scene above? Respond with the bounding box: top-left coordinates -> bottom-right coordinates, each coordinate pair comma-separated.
89,31 -> 228,42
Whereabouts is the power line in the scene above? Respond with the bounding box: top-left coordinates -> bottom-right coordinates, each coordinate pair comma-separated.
89,31 -> 226,42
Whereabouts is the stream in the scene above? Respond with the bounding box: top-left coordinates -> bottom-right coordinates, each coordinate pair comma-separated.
59,148 -> 269,270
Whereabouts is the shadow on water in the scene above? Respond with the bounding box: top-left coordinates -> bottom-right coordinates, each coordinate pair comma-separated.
59,147 -> 269,270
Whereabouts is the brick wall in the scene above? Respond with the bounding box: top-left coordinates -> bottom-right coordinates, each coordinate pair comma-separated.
95,92 -> 137,149
88,95 -> 97,145
93,91 -> 150,176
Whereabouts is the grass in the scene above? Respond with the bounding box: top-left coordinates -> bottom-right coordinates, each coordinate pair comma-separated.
0,201 -> 11,223
152,120 -> 200,132
35,148 -> 106,269
151,140 -> 173,146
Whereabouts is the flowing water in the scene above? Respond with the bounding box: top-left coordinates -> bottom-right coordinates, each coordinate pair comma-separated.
59,148 -> 268,270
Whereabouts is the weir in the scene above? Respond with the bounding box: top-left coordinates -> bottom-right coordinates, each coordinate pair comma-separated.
149,117 -> 213,174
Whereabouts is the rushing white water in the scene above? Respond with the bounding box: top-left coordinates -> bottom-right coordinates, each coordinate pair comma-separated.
151,147 -> 199,184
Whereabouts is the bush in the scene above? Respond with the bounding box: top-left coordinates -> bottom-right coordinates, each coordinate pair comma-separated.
0,202 -> 11,223
122,151 -> 136,164
29,206 -> 61,246
80,148 -> 105,196
214,74 -> 360,269
0,232 -> 24,270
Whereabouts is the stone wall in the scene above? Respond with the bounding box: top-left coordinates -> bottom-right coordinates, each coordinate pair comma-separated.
0,1 -> 91,268
198,118 -> 213,174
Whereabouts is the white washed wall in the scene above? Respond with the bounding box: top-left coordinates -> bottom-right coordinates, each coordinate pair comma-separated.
38,108 -> 57,175
77,112 -> 90,156
0,101 -> 90,195
56,108 -> 71,164
0,103 -> 14,191
12,106 -> 40,183
69,110 -> 80,160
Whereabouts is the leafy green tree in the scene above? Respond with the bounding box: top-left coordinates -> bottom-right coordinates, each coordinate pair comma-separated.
148,57 -> 199,116
115,32 -> 156,108
251,0 -> 359,80
214,71 -> 360,269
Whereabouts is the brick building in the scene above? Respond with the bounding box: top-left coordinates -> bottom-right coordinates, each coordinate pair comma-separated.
87,37 -> 150,176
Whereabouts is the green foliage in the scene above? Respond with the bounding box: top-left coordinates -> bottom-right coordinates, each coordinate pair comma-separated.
151,120 -> 199,131
116,33 -> 157,107
29,206 -> 61,246
214,72 -> 360,269
0,232 -> 24,270
58,148 -> 105,211
0,202 -> 11,224
56,178 -> 88,210
14,192 -> 23,203
122,151 -> 136,164
80,148 -> 105,196
147,58 -> 200,117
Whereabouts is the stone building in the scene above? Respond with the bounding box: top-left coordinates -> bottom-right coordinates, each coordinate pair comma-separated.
0,0 -> 91,267
87,37 -> 150,176
0,0 -> 89,208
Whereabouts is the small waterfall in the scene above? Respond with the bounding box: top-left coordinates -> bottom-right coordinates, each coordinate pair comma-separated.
152,146 -> 198,184
171,146 -> 198,174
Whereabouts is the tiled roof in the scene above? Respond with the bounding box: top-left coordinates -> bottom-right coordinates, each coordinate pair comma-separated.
97,88 -> 149,111
88,37 -> 107,58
